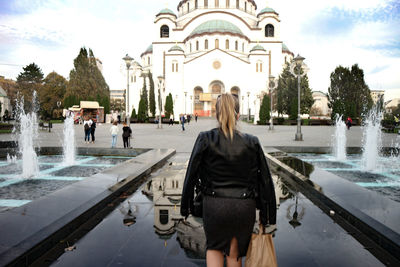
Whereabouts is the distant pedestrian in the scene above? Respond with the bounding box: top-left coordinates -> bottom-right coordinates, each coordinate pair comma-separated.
83,116 -> 92,144
180,114 -> 185,131
187,114 -> 191,124
169,114 -> 174,125
117,114 -> 121,124
346,117 -> 352,130
90,119 -> 96,143
122,122 -> 132,148
110,121 -> 119,148
195,113 -> 198,122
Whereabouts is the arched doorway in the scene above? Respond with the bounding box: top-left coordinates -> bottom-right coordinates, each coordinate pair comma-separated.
209,81 -> 225,117
193,87 -> 204,116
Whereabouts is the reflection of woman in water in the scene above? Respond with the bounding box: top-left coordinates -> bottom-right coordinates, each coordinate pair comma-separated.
181,93 -> 276,267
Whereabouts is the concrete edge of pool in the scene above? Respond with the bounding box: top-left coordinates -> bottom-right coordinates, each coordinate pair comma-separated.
0,148 -> 176,266
265,146 -> 400,265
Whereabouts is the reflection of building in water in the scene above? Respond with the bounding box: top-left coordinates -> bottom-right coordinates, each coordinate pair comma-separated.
176,217 -> 207,259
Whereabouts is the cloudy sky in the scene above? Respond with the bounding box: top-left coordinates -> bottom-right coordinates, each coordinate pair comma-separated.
0,0 -> 399,100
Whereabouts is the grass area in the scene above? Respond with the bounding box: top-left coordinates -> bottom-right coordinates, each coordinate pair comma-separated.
0,129 -> 12,134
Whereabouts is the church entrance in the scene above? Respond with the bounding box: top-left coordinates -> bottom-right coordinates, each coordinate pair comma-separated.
210,81 -> 225,117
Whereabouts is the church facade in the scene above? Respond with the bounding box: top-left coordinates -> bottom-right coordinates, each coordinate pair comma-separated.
128,0 -> 294,122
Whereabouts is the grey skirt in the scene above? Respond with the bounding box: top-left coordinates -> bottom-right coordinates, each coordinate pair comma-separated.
202,195 -> 256,258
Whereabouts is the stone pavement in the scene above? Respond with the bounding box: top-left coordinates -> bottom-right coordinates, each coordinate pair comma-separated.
1,118 -> 399,152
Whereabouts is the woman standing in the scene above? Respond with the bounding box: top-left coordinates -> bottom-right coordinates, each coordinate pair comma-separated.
181,94 -> 276,267
110,121 -> 119,148
122,122 -> 132,148
90,118 -> 96,143
83,116 -> 92,144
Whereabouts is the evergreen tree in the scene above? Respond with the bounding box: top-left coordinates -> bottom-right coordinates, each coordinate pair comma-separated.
258,94 -> 270,124
39,72 -> 68,118
164,93 -> 174,119
140,74 -> 149,118
148,72 -> 156,117
137,98 -> 147,122
16,63 -> 44,111
131,108 -> 137,119
64,47 -> 110,112
328,64 -> 372,119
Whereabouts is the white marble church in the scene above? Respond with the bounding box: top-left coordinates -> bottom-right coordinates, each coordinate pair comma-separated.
128,0 -> 294,122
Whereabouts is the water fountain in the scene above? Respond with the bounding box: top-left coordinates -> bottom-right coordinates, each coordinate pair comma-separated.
62,115 -> 76,166
361,109 -> 383,171
332,114 -> 346,161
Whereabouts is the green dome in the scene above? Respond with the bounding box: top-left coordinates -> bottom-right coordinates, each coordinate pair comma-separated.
250,44 -> 266,52
258,7 -> 277,16
141,44 -> 153,57
187,20 -> 245,40
282,43 -> 290,52
156,8 -> 176,17
168,45 -> 184,52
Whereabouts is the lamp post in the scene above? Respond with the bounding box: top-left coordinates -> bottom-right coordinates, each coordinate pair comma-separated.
268,75 -> 277,130
184,91 -> 187,114
247,92 -> 250,121
157,76 -> 164,129
122,54 -> 133,126
290,54 -> 307,141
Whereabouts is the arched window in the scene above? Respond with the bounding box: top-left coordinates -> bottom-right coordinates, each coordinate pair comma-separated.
196,40 -> 199,50
195,0 -> 198,9
134,76 -> 136,83
160,210 -> 168,225
190,43 -> 192,52
285,56 -> 287,63
215,39 -> 219,48
205,39 -> 208,49
256,62 -> 258,72
226,0 -> 229,8
256,61 -> 263,72
245,2 -> 247,12
236,0 -> 239,9
242,43 -> 244,52
215,0 -> 219,7
160,25 -> 169,38
205,0 -> 208,7
176,62 -> 179,72
235,40 -> 238,50
187,2 -> 190,13
225,39 -> 229,49
148,57 -> 150,65
265,24 -> 274,37
172,62 -> 174,72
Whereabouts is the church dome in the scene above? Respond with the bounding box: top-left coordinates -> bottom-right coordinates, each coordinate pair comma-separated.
250,44 -> 266,52
258,7 -> 278,16
141,44 -> 153,57
282,43 -> 290,52
168,45 -> 184,52
186,20 -> 246,41
156,8 -> 177,17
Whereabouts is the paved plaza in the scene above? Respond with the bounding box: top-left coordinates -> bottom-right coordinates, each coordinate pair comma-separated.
1,118 -> 399,152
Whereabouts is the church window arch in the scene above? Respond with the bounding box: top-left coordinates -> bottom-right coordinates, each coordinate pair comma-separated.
226,0 -> 229,7
205,39 -> 208,49
265,24 -> 274,37
160,25 -> 169,38
235,40 -> 238,50
285,56 -> 287,63
204,0 -> 208,8
225,39 -> 229,50
242,43 -> 244,52
215,0 -> 219,8
195,0 -> 198,9
160,210 -> 168,225
190,43 -> 192,52
245,2 -> 247,12
187,2 -> 190,13
256,60 -> 263,72
196,40 -> 199,51
148,57 -> 150,65
236,0 -> 239,9
215,39 -> 219,48
134,75 -> 136,83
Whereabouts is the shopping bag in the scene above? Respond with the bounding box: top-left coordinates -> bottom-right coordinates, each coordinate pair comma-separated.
245,225 -> 278,267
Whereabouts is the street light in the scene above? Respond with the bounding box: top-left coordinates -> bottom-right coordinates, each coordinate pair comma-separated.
184,91 -> 187,114
122,54 -> 133,126
247,92 -> 250,121
290,54 -> 307,141
157,76 -> 164,129
268,75 -> 277,130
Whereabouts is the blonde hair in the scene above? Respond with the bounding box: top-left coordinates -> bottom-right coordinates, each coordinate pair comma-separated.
216,93 -> 240,140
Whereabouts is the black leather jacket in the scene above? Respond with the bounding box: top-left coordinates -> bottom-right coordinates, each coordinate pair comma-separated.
180,128 -> 276,225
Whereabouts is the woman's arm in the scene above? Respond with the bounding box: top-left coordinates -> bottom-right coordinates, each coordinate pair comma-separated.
180,132 -> 207,217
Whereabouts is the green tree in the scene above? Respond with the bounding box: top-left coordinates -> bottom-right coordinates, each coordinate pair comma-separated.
16,63 -> 44,111
137,98 -> 147,122
140,74 -> 149,118
148,72 -> 156,117
64,47 -> 110,112
131,108 -> 137,119
258,94 -> 270,124
0,76 -> 18,111
39,72 -> 68,118
276,62 -> 313,117
328,64 -> 372,120
164,93 -> 174,119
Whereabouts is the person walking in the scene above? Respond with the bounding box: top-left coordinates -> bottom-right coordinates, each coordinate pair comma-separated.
122,122 -> 132,148
181,93 -> 276,267
110,121 -> 119,148
346,117 -> 353,130
187,114 -> 191,124
180,114 -> 185,131
90,118 -> 96,143
83,116 -> 92,144
169,114 -> 174,126
195,113 -> 198,122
